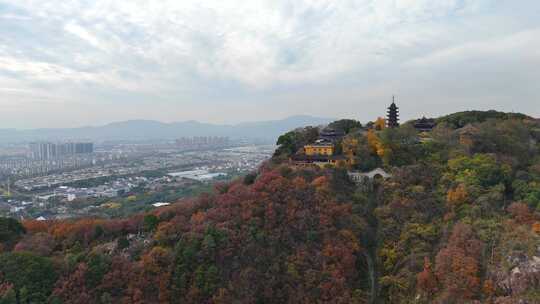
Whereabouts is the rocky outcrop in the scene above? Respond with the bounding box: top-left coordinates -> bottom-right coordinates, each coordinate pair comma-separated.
492,246 -> 540,303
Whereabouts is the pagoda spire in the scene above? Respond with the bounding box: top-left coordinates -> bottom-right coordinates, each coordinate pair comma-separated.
387,96 -> 399,128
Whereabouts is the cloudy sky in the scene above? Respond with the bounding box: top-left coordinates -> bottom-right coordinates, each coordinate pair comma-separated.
0,0 -> 538,128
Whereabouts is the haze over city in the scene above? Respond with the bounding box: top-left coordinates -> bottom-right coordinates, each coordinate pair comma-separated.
0,0 -> 538,129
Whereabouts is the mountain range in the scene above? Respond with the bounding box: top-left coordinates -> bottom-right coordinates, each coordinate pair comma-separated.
0,115 -> 334,143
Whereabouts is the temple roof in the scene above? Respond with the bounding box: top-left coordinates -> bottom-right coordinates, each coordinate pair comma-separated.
413,117 -> 436,131
388,102 -> 398,110
320,127 -> 345,136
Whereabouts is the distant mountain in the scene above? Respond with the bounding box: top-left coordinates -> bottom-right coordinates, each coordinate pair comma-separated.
0,115 -> 334,143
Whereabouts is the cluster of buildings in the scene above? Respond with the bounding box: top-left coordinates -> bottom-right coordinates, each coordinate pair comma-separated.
167,169 -> 227,181
0,139 -> 275,220
13,144 -> 274,192
0,153 -> 129,179
291,98 -> 437,168
42,177 -> 143,202
175,136 -> 230,151
29,142 -> 94,160
14,164 -> 129,191
204,145 -> 275,173
3,174 -> 208,220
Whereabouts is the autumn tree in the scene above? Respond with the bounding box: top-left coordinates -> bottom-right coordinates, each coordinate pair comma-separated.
367,129 -> 384,158
14,232 -> 56,256
416,257 -> 438,298
52,263 -> 91,304
446,183 -> 468,212
374,117 -> 386,130
507,202 -> 534,224
434,223 -> 483,302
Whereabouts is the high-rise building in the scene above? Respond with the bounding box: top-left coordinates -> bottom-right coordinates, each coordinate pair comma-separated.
75,142 -> 94,154
29,142 -> 94,160
29,142 -> 57,160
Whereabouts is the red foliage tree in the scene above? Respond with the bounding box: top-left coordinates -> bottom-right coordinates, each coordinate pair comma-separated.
507,202 -> 534,224
417,257 -> 438,297
14,232 -> 56,256
52,263 -> 91,304
434,223 -> 483,302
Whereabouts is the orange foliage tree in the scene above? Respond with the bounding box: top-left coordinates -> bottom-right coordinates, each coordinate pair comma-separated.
446,183 -> 468,211
434,223 -> 483,302
374,117 -> 386,130
367,129 -> 385,158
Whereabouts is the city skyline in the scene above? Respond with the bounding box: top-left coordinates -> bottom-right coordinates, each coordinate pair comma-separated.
1,1 -> 539,129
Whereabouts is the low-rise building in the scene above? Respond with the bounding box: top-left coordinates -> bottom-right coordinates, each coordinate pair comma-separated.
291,154 -> 350,168
304,140 -> 334,156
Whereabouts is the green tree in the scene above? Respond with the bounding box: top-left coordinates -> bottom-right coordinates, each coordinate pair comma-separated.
0,218 -> 25,248
328,119 -> 362,134
274,127 -> 319,157
117,236 -> 129,250
243,172 -> 257,185
436,110 -> 529,129
446,154 -> 511,188
0,252 -> 57,303
194,265 -> 219,297
143,214 -> 159,232
0,289 -> 16,304
378,125 -> 420,166
275,131 -> 298,157
352,135 -> 381,171
86,253 -> 111,288
100,292 -> 112,304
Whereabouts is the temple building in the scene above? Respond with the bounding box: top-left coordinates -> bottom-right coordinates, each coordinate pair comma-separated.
387,97 -> 400,128
304,139 -> 334,156
413,117 -> 436,132
290,154 -> 348,168
291,138 -> 353,168
319,127 -> 345,142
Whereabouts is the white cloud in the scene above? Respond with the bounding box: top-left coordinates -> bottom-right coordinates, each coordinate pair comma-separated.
404,28 -> 540,68
1,0 -> 493,88
64,23 -> 107,52
0,0 -> 538,127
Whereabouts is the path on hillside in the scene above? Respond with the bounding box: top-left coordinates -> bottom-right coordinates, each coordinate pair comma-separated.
357,181 -> 381,304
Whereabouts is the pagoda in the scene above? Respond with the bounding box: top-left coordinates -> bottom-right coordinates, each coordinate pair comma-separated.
386,96 -> 399,128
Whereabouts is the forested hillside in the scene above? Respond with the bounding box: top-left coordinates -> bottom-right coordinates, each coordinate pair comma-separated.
0,111 -> 538,304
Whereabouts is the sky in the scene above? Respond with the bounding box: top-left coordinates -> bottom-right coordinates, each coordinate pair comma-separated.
0,0 -> 539,129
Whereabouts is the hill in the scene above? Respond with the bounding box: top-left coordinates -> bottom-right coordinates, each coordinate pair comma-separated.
435,110 -> 532,129
0,111 -> 538,303
0,115 -> 334,143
